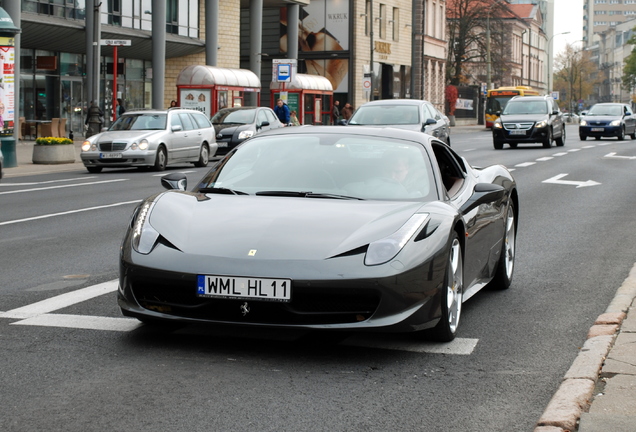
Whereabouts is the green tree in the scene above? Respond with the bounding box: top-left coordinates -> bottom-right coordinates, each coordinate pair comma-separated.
622,29 -> 636,92
553,43 -> 598,113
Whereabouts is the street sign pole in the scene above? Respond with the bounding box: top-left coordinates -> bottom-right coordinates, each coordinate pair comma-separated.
101,39 -> 131,121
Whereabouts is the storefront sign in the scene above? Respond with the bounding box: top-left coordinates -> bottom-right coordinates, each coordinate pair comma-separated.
0,37 -> 14,136
180,89 -> 211,116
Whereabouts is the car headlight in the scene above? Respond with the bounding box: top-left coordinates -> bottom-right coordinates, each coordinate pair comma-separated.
238,130 -> 255,140
139,139 -> 149,150
131,142 -> 138,150
493,121 -> 503,129
131,200 -> 160,254
610,120 -> 621,126
365,213 -> 430,266
81,140 -> 94,152
580,120 -> 587,126
535,120 -> 547,128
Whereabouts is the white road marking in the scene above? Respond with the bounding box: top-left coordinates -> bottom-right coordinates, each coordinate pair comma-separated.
0,200 -> 141,226
568,148 -> 582,152
342,334 -> 478,355
13,314 -> 141,332
515,162 -> 536,167
0,176 -> 97,187
536,157 -> 553,162
605,152 -> 636,160
1,280 -> 119,319
582,146 -> 596,149
552,152 -> 568,157
0,179 -> 128,195
543,173 -> 601,188
153,170 -> 196,176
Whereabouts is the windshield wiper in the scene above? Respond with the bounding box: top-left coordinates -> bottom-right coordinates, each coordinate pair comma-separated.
199,187 -> 248,195
255,191 -> 363,200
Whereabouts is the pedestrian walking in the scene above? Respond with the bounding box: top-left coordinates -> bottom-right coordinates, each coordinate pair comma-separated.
85,101 -> 104,138
341,102 -> 354,122
116,98 -> 126,117
274,99 -> 290,125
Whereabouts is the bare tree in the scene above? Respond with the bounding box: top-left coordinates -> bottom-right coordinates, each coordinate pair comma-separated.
446,0 -> 510,86
553,43 -> 599,113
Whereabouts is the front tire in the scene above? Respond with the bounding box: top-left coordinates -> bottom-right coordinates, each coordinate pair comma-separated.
489,202 -> 516,290
493,140 -> 504,150
428,233 -> 463,342
555,127 -> 566,146
579,134 -> 586,141
618,126 -> 625,141
194,144 -> 209,167
153,146 -> 167,171
542,129 -> 552,148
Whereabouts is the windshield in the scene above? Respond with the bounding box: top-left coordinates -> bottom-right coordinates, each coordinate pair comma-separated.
109,114 -> 167,131
502,100 -> 548,115
348,105 -> 421,125
587,105 -> 622,116
197,134 -> 437,201
211,109 -> 257,125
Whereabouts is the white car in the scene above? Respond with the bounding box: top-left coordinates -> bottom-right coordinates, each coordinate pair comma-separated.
0,145 -> 3,180
80,108 -> 218,173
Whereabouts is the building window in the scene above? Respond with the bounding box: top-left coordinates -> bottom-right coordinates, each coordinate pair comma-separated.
392,7 -> 399,41
379,3 -> 386,40
365,0 -> 371,36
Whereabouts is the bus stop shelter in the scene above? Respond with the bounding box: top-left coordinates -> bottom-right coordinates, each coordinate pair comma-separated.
176,65 -> 261,117
271,74 -> 333,125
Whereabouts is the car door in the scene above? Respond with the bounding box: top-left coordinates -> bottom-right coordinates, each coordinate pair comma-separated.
550,99 -> 564,138
623,105 -> 636,134
169,113 -> 195,161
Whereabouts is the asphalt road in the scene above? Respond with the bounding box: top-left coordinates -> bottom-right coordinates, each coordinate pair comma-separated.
1,124 -> 635,431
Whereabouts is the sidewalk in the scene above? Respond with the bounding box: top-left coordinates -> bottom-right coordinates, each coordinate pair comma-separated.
4,134 -> 636,432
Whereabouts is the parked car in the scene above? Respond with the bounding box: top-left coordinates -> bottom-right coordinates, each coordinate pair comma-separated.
492,95 -> 566,149
212,106 -> 284,155
118,126 -> 518,342
579,103 -> 636,141
346,99 -> 452,145
563,113 -> 579,124
80,108 -> 218,173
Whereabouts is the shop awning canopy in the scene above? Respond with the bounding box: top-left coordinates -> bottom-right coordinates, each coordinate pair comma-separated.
177,65 -> 261,89
270,74 -> 333,91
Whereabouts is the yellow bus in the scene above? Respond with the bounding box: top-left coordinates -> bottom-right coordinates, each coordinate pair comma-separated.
485,86 -> 540,128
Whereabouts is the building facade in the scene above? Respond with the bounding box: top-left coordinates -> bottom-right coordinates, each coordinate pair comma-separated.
583,0 -> 636,46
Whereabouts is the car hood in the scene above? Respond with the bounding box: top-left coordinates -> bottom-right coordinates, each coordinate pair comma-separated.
148,192 -> 427,260
349,123 -> 424,132
93,130 -> 161,142
213,124 -> 251,136
499,114 -> 549,122
582,115 -> 621,122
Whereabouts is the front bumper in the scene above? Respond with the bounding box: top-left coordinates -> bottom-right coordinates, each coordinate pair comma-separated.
80,150 -> 156,167
492,126 -> 549,144
579,125 -> 621,138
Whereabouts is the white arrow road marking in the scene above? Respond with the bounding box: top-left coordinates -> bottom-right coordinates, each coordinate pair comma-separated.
605,152 -> 636,160
543,174 -> 601,188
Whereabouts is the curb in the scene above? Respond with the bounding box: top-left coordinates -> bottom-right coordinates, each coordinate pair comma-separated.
534,263 -> 636,431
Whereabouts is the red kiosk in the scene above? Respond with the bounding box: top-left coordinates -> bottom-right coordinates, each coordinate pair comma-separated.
176,65 -> 261,117
270,74 -> 333,125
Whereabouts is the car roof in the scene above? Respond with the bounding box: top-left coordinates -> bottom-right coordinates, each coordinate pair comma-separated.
123,108 -> 201,115
256,125 -> 438,144
358,99 -> 431,106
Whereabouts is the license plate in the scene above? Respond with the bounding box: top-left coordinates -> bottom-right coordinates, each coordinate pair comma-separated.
591,128 -> 604,132
100,152 -> 123,158
509,130 -> 526,135
196,275 -> 291,302
217,142 -> 228,147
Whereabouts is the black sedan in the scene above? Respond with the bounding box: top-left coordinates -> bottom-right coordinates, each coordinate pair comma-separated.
579,103 -> 636,140
346,99 -> 452,145
118,127 -> 518,341
212,106 -> 284,155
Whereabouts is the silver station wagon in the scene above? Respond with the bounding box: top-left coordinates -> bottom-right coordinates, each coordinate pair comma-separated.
80,108 -> 218,173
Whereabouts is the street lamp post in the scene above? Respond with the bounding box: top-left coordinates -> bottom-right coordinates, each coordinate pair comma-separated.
547,31 -> 570,94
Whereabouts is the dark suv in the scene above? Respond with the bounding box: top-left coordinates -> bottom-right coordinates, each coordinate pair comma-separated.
492,95 -> 566,149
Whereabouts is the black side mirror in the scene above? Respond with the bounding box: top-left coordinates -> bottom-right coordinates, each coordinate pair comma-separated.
161,172 -> 187,191
460,183 -> 505,214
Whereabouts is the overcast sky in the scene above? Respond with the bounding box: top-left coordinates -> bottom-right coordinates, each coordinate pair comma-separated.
553,0 -> 584,55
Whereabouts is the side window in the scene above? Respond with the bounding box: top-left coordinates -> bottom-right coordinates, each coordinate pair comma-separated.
266,110 -> 278,124
192,112 -> 211,128
170,113 -> 182,129
257,110 -> 269,125
431,142 -> 466,196
422,104 -> 436,121
179,113 -> 195,131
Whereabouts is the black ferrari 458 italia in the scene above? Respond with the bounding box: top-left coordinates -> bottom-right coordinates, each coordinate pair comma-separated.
118,126 -> 518,341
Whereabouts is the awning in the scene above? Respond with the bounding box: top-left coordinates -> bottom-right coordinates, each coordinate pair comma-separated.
177,65 -> 261,89
270,73 -> 333,91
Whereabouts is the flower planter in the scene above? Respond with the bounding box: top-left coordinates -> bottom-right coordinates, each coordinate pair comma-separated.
32,144 -> 76,164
